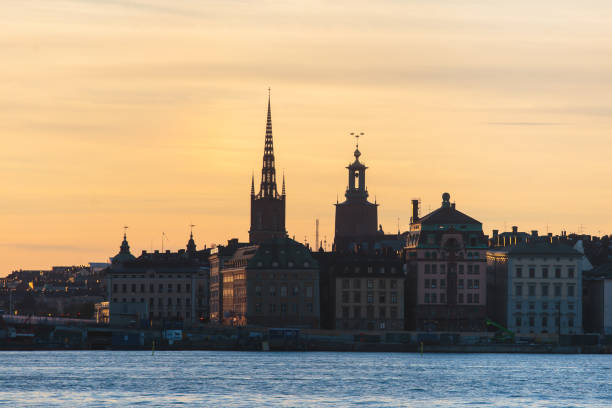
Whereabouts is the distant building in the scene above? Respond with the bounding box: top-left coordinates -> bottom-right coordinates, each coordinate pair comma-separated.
314,251 -> 405,331
488,242 -> 583,336
94,301 -> 109,324
107,232 -> 210,328
249,94 -> 287,244
220,237 -> 320,328
583,263 -> 612,335
208,238 -> 250,323
404,193 -> 488,331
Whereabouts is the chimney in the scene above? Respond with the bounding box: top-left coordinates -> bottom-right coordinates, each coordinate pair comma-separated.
548,232 -> 553,243
411,199 -> 419,223
531,230 -> 538,237
512,226 -> 518,234
451,203 -> 456,209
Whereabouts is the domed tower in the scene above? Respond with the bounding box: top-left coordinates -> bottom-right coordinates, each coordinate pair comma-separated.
112,230 -> 136,265
249,91 -> 287,244
334,138 -> 378,251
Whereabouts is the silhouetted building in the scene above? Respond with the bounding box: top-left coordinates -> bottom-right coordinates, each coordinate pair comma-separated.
334,143 -> 379,251
249,94 -> 287,244
314,251 -> 404,330
583,263 -> 612,335
220,237 -> 320,328
404,193 -> 488,331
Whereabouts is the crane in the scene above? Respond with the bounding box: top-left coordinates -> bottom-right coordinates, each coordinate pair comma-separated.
485,318 -> 515,343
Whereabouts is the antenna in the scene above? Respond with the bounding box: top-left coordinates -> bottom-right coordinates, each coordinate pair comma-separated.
315,219 -> 319,250
323,236 -> 327,252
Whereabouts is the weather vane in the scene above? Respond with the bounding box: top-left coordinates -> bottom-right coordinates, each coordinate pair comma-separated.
350,132 -> 364,148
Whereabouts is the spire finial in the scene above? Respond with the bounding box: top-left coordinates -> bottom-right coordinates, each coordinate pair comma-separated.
190,224 -> 195,238
282,171 -> 286,196
251,171 -> 255,196
123,225 -> 128,240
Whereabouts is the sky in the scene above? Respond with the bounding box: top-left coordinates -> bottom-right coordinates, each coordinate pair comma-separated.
2,0 -> 612,276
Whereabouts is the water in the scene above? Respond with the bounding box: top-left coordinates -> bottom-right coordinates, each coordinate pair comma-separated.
0,351 -> 610,407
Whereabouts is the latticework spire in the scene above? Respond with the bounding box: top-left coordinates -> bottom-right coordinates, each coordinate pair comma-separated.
282,171 -> 286,196
258,89 -> 278,198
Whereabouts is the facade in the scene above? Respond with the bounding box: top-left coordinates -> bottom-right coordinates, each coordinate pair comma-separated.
404,193 -> 488,331
107,233 -> 210,328
249,94 -> 287,244
488,242 -> 583,336
334,143 -> 379,251
315,252 -> 405,330
220,237 -> 320,328
208,239 -> 250,323
583,263 -> 612,335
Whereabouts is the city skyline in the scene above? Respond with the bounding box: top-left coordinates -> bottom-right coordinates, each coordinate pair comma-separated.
3,0 -> 612,275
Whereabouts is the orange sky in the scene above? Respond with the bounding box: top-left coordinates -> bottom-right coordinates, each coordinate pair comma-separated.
2,1 -> 612,276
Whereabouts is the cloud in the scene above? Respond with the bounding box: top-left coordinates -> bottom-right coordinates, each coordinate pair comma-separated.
0,243 -> 99,252
486,122 -> 563,126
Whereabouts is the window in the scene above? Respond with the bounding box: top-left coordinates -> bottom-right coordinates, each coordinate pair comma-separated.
390,307 -> 398,318
390,280 -> 397,289
269,304 -> 276,313
280,303 -> 287,313
555,268 -> 561,279
431,279 -> 437,289
568,318 -> 574,328
255,304 -> 262,313
468,265 -> 473,274
541,284 -> 549,297
167,298 -> 172,306
568,302 -> 575,310
568,268 -> 575,279
529,317 -> 535,327
542,268 -> 548,279
474,294 -> 479,303
529,268 -> 535,278
342,291 -> 350,303
367,280 -> 374,289
474,280 -> 480,289
424,293 -> 431,303
440,293 -> 446,303
440,264 -> 446,274
379,279 -> 386,289
528,285 -> 536,297
458,280 -> 464,289
516,317 -> 522,327
269,286 -> 276,296
458,293 -> 464,303
176,298 -> 181,307
122,284 -> 127,292
354,279 -> 361,289
168,284 -> 173,293
425,264 -> 430,274
176,284 -> 181,293
186,284 -> 190,292
529,302 -> 535,310
342,307 -> 349,318
542,316 -> 548,327
379,307 -> 386,318
113,284 -> 118,293
292,285 -> 299,296
354,292 -> 361,303
424,279 -> 430,289
440,279 -> 446,289
131,284 -> 136,293
255,286 -> 262,296
567,285 -> 575,297
158,298 -> 163,307
306,303 -> 313,312
432,264 -> 438,274
467,294 -> 473,303
367,293 -> 374,304
474,265 -> 480,273
367,306 -> 375,318
342,279 -> 350,289
140,284 -> 145,293
354,307 -> 361,318
186,298 -> 190,307
542,302 -> 548,310
459,265 -> 465,274
280,286 -> 288,297
468,279 -> 473,289
390,293 -> 397,304
516,267 -> 522,278
379,293 -> 386,303
306,287 -> 313,297
158,284 -> 163,293
149,284 -> 154,293
431,293 -> 437,303
554,285 -> 561,297
516,285 -> 523,296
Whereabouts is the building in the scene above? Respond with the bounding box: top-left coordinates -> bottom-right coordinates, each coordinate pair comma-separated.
107,232 -> 210,328
333,142 -> 379,252
314,251 -> 405,331
208,238 -> 250,323
487,242 -> 583,336
249,93 -> 287,244
220,237 -> 320,328
404,193 -> 488,331
583,263 -> 612,335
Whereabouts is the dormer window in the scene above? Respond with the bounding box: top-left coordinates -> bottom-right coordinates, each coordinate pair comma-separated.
304,262 -> 310,268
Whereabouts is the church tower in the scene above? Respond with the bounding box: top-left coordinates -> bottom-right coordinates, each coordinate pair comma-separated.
334,137 -> 378,251
249,91 -> 287,244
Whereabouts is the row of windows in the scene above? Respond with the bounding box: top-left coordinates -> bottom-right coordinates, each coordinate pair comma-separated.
515,283 -> 575,297
516,266 -> 575,279
113,283 -> 192,294
341,306 -> 399,319
423,264 -> 481,275
342,279 -> 399,290
254,303 -> 314,313
515,316 -> 575,328
341,291 -> 399,304
112,297 -> 201,307
255,285 -> 314,297
336,266 -> 399,274
423,279 -> 480,290
422,250 -> 481,259
424,293 -> 481,304
516,302 -> 575,311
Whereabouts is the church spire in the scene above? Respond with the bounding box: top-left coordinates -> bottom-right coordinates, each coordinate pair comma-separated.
251,171 -> 255,196
258,88 -> 278,198
282,171 -> 286,196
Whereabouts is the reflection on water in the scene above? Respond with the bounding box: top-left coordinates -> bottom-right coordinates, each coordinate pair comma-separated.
0,351 -> 610,407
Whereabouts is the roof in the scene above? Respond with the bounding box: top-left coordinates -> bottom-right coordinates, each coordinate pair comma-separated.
248,237 -> 319,269
418,206 -> 481,226
507,242 -> 581,257
584,263 -> 612,279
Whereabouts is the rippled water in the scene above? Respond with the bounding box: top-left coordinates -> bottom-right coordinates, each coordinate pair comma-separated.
0,351 -> 610,407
